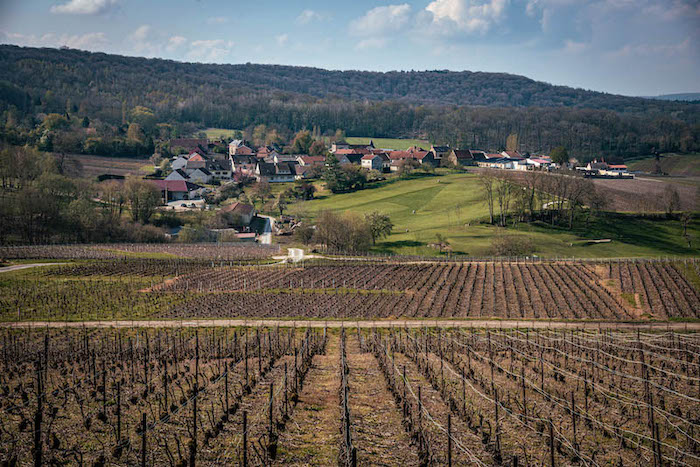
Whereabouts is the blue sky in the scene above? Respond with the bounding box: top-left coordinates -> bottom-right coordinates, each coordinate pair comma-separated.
0,0 -> 698,96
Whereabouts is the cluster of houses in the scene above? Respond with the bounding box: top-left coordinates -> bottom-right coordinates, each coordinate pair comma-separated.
576,159 -> 632,178
150,136 -> 631,202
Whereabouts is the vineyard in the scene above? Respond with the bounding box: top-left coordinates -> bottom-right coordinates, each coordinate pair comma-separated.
0,326 -> 698,466
0,243 -> 280,261
2,258 -> 699,321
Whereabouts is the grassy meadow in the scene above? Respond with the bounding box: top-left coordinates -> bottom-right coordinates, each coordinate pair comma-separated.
627,153 -> 700,176
344,137 -> 431,150
203,128 -> 241,140
289,172 -> 700,258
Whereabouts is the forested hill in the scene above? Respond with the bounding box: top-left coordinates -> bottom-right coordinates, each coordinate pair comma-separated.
0,44 -> 693,113
0,45 -> 698,159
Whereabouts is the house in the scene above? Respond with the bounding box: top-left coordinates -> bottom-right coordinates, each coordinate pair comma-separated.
330,140 -> 374,154
272,153 -> 300,165
221,201 -> 256,225
294,165 -> 316,180
477,158 -> 516,169
165,169 -> 190,181
229,140 -> 256,156
447,149 -> 487,166
257,144 -> 282,158
255,162 -> 296,183
501,150 -> 523,159
186,153 -> 208,170
361,153 -> 390,171
297,155 -> 325,166
387,149 -> 436,167
586,159 -> 609,171
527,157 -> 554,169
207,160 -> 233,180
600,164 -> 631,177
230,155 -> 257,176
429,145 -> 451,165
189,168 -> 213,184
171,156 -> 189,171
149,180 -> 203,202
170,138 -> 207,153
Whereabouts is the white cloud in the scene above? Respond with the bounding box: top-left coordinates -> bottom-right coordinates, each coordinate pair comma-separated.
425,0 -> 508,34
355,38 -> 387,50
166,35 -> 187,52
186,39 -> 234,63
350,4 -> 412,36
50,0 -> 119,15
297,9 -> 325,24
129,25 -> 151,43
607,38 -> 691,59
207,17 -> 229,25
1,30 -> 108,51
275,34 -> 289,46
563,39 -> 587,54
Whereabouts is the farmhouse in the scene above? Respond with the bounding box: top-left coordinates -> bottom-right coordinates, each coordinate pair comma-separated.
188,168 -> 212,184
297,155 -> 326,166
361,153 -> 391,171
429,145 -> 451,163
165,168 -> 189,181
149,179 -> 204,202
330,140 -> 374,154
255,161 -> 296,183
229,140 -> 256,156
221,201 -> 256,225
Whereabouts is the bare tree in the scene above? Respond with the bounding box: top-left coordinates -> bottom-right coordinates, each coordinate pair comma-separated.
480,169 -> 496,224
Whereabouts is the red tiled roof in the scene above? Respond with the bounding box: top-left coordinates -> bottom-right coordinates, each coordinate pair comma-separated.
335,148 -> 370,155
608,165 -> 628,169
189,154 -> 206,162
149,180 -> 203,192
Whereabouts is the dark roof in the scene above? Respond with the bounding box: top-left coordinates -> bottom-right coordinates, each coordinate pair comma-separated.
222,201 -> 255,216
432,145 -> 451,152
149,180 -> 203,192
451,149 -> 472,160
171,168 -> 189,178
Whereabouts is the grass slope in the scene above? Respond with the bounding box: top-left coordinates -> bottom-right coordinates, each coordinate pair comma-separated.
345,137 -> 431,151
627,153 -> 700,177
290,173 -> 700,258
203,128 -> 240,140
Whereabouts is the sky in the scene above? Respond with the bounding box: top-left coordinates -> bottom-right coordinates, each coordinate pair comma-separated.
0,0 -> 698,97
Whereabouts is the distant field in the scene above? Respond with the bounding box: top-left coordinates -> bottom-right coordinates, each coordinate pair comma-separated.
290,173 -> 700,258
203,128 -> 240,140
627,153 -> 700,176
345,136 -> 431,150
64,154 -> 150,179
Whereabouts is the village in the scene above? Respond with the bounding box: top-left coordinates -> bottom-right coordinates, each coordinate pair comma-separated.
150,136 -> 632,200
134,134 -> 637,243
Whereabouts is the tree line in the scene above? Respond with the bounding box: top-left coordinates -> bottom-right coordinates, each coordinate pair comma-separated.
0,45 -> 698,160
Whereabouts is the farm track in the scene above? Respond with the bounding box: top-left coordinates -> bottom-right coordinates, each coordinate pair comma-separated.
346,335 -> 419,466
274,335 -> 340,465
4,319 -> 700,330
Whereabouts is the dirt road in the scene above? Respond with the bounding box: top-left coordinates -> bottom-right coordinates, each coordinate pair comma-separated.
0,263 -> 66,273
1,318 -> 698,330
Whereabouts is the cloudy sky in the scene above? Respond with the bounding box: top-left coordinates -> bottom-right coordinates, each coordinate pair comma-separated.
1,0 -> 698,96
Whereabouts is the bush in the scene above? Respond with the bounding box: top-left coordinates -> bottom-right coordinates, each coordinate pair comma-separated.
489,234 -> 534,257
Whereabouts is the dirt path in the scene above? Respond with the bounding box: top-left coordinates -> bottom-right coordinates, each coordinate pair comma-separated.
0,263 -> 66,273
2,319 -> 698,331
274,333 -> 340,465
346,333 -> 420,466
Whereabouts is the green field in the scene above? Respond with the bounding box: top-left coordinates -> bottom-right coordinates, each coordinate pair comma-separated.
290,172 -> 700,258
345,136 -> 431,151
202,127 -> 241,140
627,153 -> 700,176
